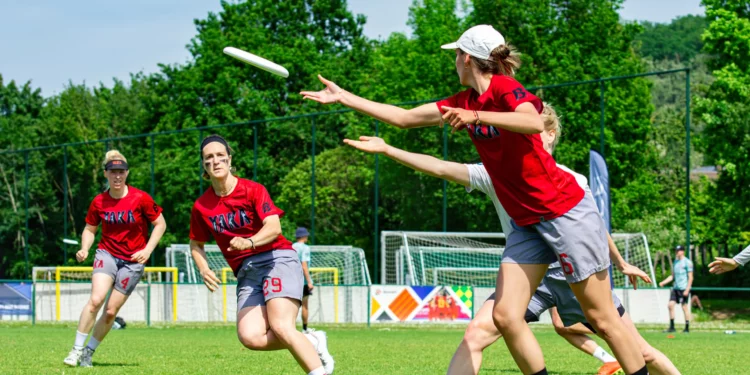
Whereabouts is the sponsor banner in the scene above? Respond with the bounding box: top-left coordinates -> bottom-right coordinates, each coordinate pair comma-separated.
0,282 -> 32,316
370,285 -> 473,323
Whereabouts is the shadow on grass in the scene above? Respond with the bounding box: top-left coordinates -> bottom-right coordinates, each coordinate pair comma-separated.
91,362 -> 139,367
482,369 -> 589,375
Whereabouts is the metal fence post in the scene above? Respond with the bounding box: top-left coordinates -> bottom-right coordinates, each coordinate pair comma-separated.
150,135 -> 156,267
63,146 -> 68,264
373,120 -> 380,281
311,117 -> 316,245
600,80 -> 605,157
253,124 -> 258,181
443,125 -> 448,232
685,69 -> 691,256
24,151 -> 30,279
199,130 -> 204,195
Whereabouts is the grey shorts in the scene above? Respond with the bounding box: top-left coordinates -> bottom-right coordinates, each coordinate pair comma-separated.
92,250 -> 144,296
488,267 -> 624,327
236,250 -> 303,311
502,192 -> 611,283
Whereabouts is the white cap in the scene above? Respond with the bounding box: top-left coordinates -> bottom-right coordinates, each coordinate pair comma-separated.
440,25 -> 506,60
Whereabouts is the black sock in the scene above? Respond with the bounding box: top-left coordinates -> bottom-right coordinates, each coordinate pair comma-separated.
531,368 -> 548,375
630,365 -> 649,375
669,319 -> 675,329
303,323 -> 308,331
685,321 -> 690,330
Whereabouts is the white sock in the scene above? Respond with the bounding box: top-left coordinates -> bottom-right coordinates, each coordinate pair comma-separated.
74,331 -> 88,349
308,367 -> 326,375
86,337 -> 101,351
592,346 -> 617,363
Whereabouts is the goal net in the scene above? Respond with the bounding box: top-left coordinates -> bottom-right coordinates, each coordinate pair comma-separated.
166,244 -> 371,285
381,231 -> 657,288
32,266 -> 178,323
381,232 -> 505,286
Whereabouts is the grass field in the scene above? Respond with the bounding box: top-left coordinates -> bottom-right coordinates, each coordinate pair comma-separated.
0,323 -> 745,374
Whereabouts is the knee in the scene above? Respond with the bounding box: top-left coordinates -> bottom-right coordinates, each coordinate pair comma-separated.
641,345 -> 657,364
87,297 -> 105,312
492,307 -> 521,333
586,316 -> 616,339
269,319 -> 297,343
237,331 -> 265,350
463,319 -> 499,352
103,307 -> 118,324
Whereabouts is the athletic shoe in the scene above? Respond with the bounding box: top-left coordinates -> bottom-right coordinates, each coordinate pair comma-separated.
662,328 -> 676,333
79,347 -> 95,367
312,330 -> 335,374
304,327 -> 315,334
597,361 -> 623,375
63,347 -> 83,367
682,329 -> 690,333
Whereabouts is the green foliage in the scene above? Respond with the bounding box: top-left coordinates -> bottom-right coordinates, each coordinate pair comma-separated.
635,15 -> 707,62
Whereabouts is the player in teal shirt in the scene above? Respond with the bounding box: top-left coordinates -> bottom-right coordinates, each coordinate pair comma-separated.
292,227 -> 314,333
659,245 -> 693,333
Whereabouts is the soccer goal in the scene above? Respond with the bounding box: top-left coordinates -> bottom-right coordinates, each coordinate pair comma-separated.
381,231 -> 657,288
381,231 -> 506,286
166,244 -> 371,285
32,266 -> 178,323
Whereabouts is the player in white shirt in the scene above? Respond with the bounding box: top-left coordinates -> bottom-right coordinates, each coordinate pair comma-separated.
344,103 -> 680,375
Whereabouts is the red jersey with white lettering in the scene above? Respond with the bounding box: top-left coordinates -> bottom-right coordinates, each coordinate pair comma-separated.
189,177 -> 294,274
436,75 -> 584,226
85,186 -> 163,261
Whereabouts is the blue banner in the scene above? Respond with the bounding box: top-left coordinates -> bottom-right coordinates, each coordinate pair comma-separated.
0,282 -> 32,316
589,150 -> 611,232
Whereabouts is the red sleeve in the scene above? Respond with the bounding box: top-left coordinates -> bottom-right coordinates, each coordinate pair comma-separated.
189,204 -> 212,242
435,90 -> 465,114
493,77 -> 543,113
85,197 -> 101,226
251,184 -> 285,221
139,192 -> 163,222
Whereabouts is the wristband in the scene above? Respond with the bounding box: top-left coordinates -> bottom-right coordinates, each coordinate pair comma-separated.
249,238 -> 255,249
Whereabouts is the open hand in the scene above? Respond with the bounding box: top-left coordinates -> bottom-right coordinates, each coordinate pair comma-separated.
619,262 -> 652,290
201,269 -> 221,292
343,136 -> 389,154
300,75 -> 344,104
709,257 -> 739,274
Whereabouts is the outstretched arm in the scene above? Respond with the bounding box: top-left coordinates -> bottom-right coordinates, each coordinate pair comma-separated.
441,102 -> 544,134
301,75 -> 443,129
343,136 -> 470,187
710,244 -> 750,274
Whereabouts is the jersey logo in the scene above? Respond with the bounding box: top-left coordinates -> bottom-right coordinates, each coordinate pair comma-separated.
103,210 -> 136,225
262,202 -> 271,214
467,124 -> 501,140
512,88 -> 527,101
153,203 -> 159,213
208,208 -> 251,233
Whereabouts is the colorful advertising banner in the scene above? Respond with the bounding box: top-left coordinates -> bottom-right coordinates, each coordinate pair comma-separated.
370,285 -> 473,323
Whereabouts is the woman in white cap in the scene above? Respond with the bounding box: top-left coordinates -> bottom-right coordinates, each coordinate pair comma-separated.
302,25 -> 648,375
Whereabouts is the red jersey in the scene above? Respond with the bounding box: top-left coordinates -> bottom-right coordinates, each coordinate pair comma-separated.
189,177 -> 294,274
85,186 -> 163,261
436,75 -> 584,226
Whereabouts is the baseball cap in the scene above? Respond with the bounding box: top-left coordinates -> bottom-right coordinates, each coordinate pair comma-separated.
105,160 -> 128,171
441,25 -> 506,60
295,227 -> 310,238
674,245 -> 685,252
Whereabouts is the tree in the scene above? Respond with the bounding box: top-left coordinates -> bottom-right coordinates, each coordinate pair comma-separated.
636,15 -> 707,62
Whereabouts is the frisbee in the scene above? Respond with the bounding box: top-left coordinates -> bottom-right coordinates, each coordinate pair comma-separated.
63,238 -> 79,245
223,47 -> 289,78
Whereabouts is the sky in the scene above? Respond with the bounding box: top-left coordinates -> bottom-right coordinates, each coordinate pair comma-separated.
0,0 -> 704,97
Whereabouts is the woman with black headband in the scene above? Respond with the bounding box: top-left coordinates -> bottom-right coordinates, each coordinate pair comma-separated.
189,134 -> 334,375
64,149 -> 167,368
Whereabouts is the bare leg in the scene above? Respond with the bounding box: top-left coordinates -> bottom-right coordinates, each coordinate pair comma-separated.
492,263 -> 548,375
266,297 -> 323,372
236,305 -> 286,351
90,289 -> 129,342
570,270 -> 646,373
75,274 -> 114,335
302,296 -> 309,330
447,299 -> 501,375
668,300 -> 676,321
618,312 -> 681,375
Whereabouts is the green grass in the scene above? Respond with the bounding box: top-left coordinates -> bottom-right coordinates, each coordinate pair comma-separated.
0,322 -> 746,374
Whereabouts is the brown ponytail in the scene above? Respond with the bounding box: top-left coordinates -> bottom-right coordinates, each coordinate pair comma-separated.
470,43 -> 522,77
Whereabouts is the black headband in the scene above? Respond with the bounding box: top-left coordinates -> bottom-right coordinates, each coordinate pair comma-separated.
200,135 -> 231,156
104,160 -> 129,170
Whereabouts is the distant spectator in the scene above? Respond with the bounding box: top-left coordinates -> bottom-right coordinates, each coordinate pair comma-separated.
659,245 -> 693,333
292,227 -> 314,333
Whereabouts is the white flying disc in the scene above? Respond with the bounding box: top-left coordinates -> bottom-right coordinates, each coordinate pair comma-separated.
223,47 -> 289,78
62,238 -> 79,245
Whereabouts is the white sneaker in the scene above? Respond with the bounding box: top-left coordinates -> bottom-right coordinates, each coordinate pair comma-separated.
312,330 -> 334,374
63,347 -> 83,367
79,347 -> 95,367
